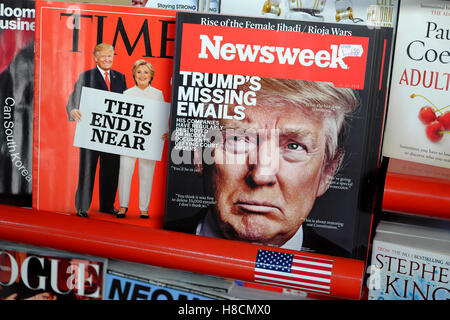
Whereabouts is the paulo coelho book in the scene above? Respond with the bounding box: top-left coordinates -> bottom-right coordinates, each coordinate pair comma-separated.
382,0 -> 450,169
33,1 -> 175,226
164,11 -> 393,260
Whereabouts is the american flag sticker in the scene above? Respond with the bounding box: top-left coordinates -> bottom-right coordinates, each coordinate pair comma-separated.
254,249 -> 333,294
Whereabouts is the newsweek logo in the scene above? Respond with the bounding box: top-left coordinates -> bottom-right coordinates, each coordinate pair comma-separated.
198,35 -> 351,70
180,24 -> 369,89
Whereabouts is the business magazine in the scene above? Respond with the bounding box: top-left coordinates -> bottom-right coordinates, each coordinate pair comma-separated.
163,12 -> 393,260
33,1 -> 175,227
0,240 -> 106,300
382,0 -> 450,169
0,0 -> 34,207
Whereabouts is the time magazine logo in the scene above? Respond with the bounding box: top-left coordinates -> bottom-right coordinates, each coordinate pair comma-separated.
180,24 -> 370,89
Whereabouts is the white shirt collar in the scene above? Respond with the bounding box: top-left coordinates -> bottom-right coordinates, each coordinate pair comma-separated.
97,66 -> 109,77
197,208 -> 303,251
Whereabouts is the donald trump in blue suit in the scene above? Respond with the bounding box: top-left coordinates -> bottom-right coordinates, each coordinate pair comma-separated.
66,43 -> 127,217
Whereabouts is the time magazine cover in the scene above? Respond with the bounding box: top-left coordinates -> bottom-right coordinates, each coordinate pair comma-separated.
382,0 -> 450,169
0,241 -> 106,300
33,1 -> 176,227
0,0 -> 34,207
164,11 -> 392,260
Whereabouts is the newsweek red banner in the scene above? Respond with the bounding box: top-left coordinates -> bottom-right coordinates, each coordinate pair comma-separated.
180,23 -> 369,89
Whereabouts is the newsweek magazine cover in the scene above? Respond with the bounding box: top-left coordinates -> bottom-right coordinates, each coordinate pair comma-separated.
33,1 -> 175,227
0,240 -> 106,300
0,0 -> 34,207
382,0 -> 450,169
220,0 -> 398,28
164,12 -> 393,260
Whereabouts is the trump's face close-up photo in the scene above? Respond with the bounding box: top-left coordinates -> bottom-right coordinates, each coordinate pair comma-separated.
202,102 -> 332,247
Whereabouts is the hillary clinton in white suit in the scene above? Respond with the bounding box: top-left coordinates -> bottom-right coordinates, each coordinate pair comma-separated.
117,60 -> 166,218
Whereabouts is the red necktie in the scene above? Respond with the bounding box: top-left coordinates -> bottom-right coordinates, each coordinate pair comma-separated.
104,71 -> 111,91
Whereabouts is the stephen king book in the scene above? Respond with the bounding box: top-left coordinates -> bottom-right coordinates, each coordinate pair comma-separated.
368,213 -> 450,300
164,11 -> 393,261
33,1 -> 176,227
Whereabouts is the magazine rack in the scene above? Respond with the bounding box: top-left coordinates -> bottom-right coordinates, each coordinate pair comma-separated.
0,204 -> 364,300
382,163 -> 450,220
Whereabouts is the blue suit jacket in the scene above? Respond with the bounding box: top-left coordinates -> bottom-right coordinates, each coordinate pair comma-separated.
165,209 -> 352,258
66,67 -> 127,121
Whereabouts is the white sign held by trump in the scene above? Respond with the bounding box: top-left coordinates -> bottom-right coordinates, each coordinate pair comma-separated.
73,87 -> 169,161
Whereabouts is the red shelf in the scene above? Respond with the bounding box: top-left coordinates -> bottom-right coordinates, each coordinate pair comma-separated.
0,205 -> 364,299
383,172 -> 450,220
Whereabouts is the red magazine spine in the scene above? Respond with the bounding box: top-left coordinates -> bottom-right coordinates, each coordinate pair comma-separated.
0,204 -> 364,299
31,2 -> 41,211
382,172 -> 450,219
